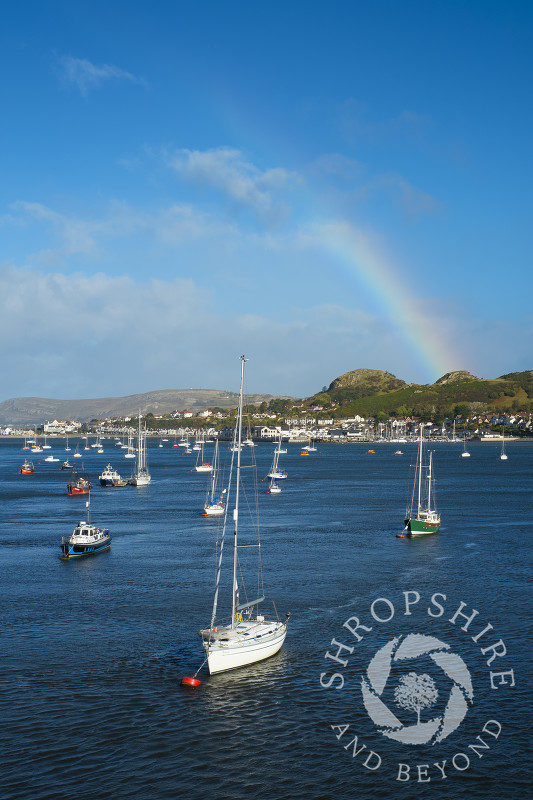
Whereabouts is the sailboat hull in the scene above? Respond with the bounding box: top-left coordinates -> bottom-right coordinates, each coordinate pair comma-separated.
129,475 -> 151,486
203,504 -> 224,516
204,623 -> 287,675
405,517 -> 440,535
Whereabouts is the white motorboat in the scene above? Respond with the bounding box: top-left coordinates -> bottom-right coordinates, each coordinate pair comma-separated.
99,464 -> 125,487
60,495 -> 111,560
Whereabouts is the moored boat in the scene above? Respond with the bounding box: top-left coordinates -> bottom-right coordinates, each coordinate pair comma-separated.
202,440 -> 225,515
198,356 -> 289,675
404,425 -> 440,536
99,463 -> 124,487
500,428 -> 508,460
194,437 -> 213,472
267,435 -> 285,493
60,496 -> 111,559
19,459 -> 35,474
128,414 -> 151,486
67,475 -> 92,495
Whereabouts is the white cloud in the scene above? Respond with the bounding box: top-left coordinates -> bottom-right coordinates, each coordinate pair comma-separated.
5,200 -> 235,267
12,202 -> 98,256
57,56 -> 146,95
2,264 -> 528,402
168,147 -> 295,221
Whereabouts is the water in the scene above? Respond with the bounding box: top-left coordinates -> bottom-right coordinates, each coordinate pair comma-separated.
1,438 -> 531,799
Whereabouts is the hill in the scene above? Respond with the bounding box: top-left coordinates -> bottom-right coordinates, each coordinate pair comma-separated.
2,369 -> 532,426
0,389 -> 286,426
304,369 -> 533,418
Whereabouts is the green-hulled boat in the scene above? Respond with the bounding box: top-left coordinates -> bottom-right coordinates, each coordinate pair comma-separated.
404,425 -> 440,536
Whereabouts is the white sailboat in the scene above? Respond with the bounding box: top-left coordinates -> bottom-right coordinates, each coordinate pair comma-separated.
195,439 -> 213,472
124,431 -> 136,458
267,438 -> 283,494
199,356 -> 289,675
243,425 -> 255,447
461,437 -> 471,457
267,434 -> 288,481
129,415 -> 151,486
500,428 -> 508,460
203,440 -> 225,515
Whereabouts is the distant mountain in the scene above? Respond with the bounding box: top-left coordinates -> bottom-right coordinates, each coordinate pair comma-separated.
0,389 -> 286,426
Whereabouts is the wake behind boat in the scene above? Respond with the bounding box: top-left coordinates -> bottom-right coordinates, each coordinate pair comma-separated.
198,356 -> 289,675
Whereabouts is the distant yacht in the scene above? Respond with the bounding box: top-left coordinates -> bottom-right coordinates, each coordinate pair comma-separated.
128,415 -> 151,486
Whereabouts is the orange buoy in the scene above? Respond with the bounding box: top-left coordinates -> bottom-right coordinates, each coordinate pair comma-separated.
396,534 -> 405,538
181,676 -> 201,687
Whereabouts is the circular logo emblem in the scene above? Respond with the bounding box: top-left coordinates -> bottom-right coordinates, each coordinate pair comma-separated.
361,633 -> 474,745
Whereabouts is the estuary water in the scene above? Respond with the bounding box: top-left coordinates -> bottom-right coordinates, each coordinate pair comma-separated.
0,437 -> 531,800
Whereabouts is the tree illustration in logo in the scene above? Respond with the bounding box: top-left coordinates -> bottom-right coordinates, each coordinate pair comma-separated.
394,672 -> 439,725
361,634 -> 474,745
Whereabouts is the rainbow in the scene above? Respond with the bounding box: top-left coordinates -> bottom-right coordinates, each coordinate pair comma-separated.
311,219 -> 458,382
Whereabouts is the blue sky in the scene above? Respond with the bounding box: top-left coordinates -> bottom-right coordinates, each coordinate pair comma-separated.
1,1 -> 531,399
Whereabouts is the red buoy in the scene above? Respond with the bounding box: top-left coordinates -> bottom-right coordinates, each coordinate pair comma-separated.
181,676 -> 201,687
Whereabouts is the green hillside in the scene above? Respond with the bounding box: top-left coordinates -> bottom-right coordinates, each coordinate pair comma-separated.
302,369 -> 533,419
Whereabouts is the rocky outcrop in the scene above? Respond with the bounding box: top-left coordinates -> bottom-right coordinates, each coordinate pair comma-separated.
328,369 -> 406,394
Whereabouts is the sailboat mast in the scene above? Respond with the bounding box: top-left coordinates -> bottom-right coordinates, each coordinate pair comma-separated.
210,440 -> 218,500
231,355 -> 246,628
427,450 -> 433,510
417,424 -> 423,515
138,412 -> 141,472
